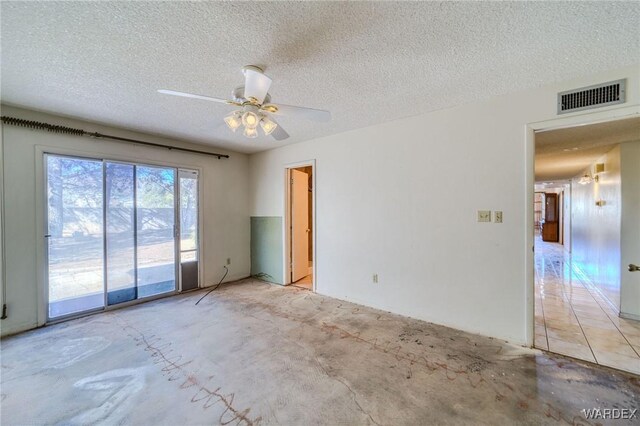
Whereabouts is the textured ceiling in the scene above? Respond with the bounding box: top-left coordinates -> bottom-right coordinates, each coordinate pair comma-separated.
2,2 -> 639,154
535,117 -> 640,181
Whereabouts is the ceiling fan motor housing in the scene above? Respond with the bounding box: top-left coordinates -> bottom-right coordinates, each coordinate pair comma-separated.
232,86 -> 271,105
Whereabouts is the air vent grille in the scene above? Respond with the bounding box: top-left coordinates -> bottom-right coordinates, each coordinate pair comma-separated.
558,79 -> 626,114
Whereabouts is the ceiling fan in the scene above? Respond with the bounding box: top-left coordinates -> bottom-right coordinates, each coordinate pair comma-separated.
158,65 -> 331,141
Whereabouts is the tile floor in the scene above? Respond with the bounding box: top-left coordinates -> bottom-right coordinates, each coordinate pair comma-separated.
292,273 -> 313,290
534,236 -> 640,375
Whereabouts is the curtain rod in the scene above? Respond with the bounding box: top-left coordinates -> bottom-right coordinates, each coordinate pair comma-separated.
0,116 -> 230,159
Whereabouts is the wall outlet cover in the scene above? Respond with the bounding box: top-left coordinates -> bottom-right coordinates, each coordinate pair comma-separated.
477,210 -> 491,222
495,211 -> 503,223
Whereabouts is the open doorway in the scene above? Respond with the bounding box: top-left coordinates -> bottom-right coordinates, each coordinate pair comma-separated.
533,116 -> 640,375
285,164 -> 314,291
535,183 -> 570,247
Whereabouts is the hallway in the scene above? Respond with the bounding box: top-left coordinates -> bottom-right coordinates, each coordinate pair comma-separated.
534,237 -> 640,375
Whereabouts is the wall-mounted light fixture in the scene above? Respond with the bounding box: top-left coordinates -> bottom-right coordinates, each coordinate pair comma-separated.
594,163 -> 605,179
578,163 -> 605,185
578,173 -> 593,185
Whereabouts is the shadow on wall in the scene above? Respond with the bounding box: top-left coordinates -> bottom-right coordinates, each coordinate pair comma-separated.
250,217 -> 283,284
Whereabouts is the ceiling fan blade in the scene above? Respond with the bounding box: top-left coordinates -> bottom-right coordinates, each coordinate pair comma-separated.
243,67 -> 272,104
157,89 -> 234,105
269,118 -> 289,141
267,103 -> 331,123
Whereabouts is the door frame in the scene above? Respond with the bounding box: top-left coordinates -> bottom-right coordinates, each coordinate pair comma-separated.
36,145 -> 204,325
178,168 -> 201,292
283,160 -> 316,291
525,104 -> 639,347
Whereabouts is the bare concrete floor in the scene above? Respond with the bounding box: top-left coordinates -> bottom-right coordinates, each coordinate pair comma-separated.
1,278 -> 639,425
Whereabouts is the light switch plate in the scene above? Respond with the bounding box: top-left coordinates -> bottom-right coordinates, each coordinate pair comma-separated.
477,210 -> 491,222
495,211 -> 503,223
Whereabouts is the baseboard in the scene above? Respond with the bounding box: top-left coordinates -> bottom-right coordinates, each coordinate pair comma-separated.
619,311 -> 640,321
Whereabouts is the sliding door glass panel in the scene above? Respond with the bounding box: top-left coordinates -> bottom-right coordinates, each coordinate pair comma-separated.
105,163 -> 136,305
179,170 -> 199,291
47,155 -> 104,319
179,170 -> 198,263
136,166 -> 176,298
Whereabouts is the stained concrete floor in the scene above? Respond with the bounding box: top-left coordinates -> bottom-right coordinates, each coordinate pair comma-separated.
1,279 -> 639,425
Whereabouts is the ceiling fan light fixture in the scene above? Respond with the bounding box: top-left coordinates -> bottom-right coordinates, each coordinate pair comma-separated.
243,126 -> 258,138
242,111 -> 259,129
224,111 -> 242,132
260,116 -> 278,136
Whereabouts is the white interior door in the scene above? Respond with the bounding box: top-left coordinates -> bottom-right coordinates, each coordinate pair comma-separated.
620,142 -> 640,318
291,169 -> 309,282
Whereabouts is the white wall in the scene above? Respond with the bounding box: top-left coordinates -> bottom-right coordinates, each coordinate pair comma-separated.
571,146 -> 622,310
249,64 -> 640,344
563,185 -> 571,253
0,105 -> 250,336
0,121 -> 4,318
558,191 -> 563,245
620,141 -> 640,319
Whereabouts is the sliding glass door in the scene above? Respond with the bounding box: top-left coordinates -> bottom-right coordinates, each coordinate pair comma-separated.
47,155 -> 183,320
135,166 -> 176,299
46,156 -> 105,318
105,162 -> 136,305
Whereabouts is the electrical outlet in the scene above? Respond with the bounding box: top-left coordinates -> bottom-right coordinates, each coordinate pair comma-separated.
373,273 -> 378,283
226,258 -> 231,265
477,210 -> 491,222
495,211 -> 503,223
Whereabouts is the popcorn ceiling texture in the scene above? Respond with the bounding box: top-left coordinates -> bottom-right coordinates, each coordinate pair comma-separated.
1,1 -> 639,153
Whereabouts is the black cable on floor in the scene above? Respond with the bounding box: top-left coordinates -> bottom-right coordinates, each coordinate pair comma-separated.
195,266 -> 228,306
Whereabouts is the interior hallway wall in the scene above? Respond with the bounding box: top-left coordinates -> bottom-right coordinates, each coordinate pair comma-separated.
571,146 -> 622,310
249,64 -> 639,344
0,105 -> 251,336
563,184 -> 571,253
